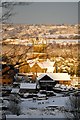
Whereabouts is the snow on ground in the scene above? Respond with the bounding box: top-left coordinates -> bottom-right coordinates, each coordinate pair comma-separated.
20,96 -> 69,118
20,96 -> 69,109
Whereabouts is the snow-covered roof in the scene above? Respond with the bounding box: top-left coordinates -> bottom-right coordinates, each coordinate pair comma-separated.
38,59 -> 55,68
46,59 -> 55,66
11,88 -> 19,93
46,67 -> 55,73
37,73 -> 54,81
28,59 -> 55,70
29,62 -> 35,67
37,73 -> 71,81
20,83 -> 36,89
6,115 -> 30,119
37,93 -> 46,97
6,115 -> 49,119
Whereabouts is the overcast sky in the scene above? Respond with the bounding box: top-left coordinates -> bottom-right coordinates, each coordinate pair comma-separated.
3,2 -> 78,24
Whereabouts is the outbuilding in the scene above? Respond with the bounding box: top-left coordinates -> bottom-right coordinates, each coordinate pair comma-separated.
37,73 -> 57,91
19,83 -> 37,93
37,73 -> 71,90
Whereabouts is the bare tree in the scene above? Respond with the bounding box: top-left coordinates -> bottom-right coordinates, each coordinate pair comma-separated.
65,95 -> 80,120
8,94 -> 21,115
0,1 -> 33,23
1,1 -> 34,67
0,1 -> 15,22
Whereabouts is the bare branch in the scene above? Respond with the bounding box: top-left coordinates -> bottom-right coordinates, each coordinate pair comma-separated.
0,2 -> 33,22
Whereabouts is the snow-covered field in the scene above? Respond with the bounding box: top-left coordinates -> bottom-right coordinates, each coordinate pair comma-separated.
20,96 -> 69,118
2,92 -> 77,119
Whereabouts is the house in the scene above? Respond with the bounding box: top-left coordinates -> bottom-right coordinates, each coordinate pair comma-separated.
14,73 -> 36,82
37,73 -> 71,90
19,62 -> 30,73
30,62 -> 47,74
51,73 -> 71,85
19,59 -> 55,75
19,83 -> 37,93
29,59 -> 55,74
37,73 -> 57,91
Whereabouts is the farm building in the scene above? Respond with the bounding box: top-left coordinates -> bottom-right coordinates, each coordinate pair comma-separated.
19,83 -> 37,93
37,73 -> 71,90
